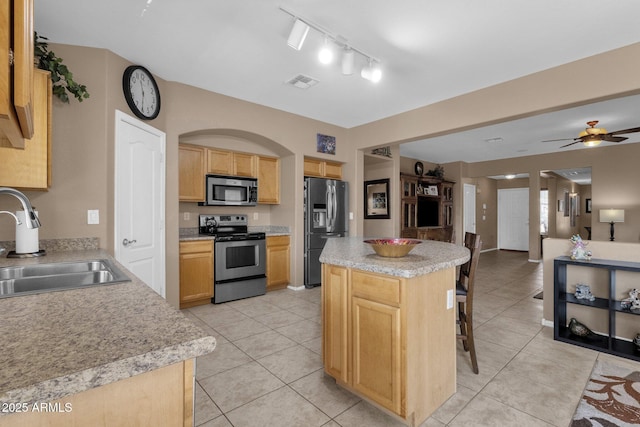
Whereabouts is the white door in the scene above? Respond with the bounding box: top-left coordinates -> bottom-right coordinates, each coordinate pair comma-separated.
498,188 -> 529,251
463,183 -> 476,235
114,110 -> 166,297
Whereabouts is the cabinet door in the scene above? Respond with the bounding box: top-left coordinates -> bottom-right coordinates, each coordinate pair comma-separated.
178,145 -> 205,202
304,158 -> 323,177
179,241 -> 213,308
257,155 -> 280,204
322,264 -> 349,383
232,152 -> 256,177
13,0 -> 34,139
352,296 -> 402,415
324,161 -> 342,179
206,148 -> 233,175
0,69 -> 50,189
0,1 -> 25,148
266,235 -> 289,290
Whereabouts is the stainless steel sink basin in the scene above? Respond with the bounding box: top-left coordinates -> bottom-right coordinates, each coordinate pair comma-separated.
0,259 -> 130,298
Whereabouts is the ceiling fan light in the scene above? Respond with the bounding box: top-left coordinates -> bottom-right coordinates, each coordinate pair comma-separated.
583,135 -> 602,147
287,19 -> 310,50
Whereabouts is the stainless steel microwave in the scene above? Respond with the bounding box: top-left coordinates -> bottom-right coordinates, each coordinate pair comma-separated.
201,175 -> 258,206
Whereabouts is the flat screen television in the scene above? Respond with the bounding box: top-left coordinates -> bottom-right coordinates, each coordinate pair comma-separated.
417,197 -> 439,227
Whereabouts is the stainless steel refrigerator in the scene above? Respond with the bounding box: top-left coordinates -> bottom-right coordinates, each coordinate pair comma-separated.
304,177 -> 349,288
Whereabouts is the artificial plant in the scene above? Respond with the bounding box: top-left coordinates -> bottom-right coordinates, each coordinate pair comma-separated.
34,32 -> 90,103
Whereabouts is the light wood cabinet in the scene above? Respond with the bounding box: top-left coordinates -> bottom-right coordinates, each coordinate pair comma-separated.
0,69 -> 51,189
179,240 -> 213,308
178,144 -> 205,202
304,157 -> 342,179
257,155 -> 280,204
0,359 -> 195,427
0,0 -> 34,149
207,148 -> 256,177
266,235 -> 290,290
322,264 -> 456,425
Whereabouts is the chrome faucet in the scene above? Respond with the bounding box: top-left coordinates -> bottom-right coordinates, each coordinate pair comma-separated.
0,187 -> 41,228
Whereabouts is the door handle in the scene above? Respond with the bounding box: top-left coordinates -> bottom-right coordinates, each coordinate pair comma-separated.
122,238 -> 137,247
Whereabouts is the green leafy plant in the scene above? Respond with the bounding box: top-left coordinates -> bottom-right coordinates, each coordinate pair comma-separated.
34,33 -> 90,103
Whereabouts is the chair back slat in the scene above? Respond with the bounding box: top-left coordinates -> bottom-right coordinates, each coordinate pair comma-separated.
458,232 -> 482,297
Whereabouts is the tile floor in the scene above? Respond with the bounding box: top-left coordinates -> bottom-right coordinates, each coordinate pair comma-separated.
182,250 -> 640,427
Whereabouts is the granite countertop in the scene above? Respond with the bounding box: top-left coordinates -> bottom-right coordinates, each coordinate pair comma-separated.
0,249 -> 216,410
319,237 -> 470,278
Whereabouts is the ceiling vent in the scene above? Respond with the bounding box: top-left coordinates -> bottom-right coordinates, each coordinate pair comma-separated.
285,74 -> 319,89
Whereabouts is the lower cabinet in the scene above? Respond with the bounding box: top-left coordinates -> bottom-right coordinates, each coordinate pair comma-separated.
0,359 -> 195,427
179,240 -> 213,309
266,235 -> 290,291
322,264 -> 456,425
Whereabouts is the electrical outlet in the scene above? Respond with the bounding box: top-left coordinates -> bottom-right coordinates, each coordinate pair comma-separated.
447,289 -> 454,309
87,210 -> 99,225
183,212 -> 190,221
253,212 -> 258,220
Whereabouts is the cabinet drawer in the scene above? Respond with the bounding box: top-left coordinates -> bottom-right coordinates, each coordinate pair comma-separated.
179,240 -> 213,254
267,235 -> 289,247
352,270 -> 400,306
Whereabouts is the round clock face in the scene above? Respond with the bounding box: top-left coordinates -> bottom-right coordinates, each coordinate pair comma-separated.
122,65 -> 161,120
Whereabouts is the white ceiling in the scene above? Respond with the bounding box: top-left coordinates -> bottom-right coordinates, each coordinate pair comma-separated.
34,1 -> 640,162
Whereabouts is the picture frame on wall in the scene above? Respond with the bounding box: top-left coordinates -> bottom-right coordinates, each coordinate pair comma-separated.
364,179 -> 390,219
558,199 -> 564,212
586,198 -> 592,213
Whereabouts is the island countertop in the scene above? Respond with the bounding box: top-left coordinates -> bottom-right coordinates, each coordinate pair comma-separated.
319,237 -> 469,278
0,249 -> 216,409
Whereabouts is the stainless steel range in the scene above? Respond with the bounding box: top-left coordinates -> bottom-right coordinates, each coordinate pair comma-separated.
199,214 -> 266,303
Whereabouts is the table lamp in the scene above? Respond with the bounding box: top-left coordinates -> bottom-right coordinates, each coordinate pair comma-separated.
599,209 -> 624,241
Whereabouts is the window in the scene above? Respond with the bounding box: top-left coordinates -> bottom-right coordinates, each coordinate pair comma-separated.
540,189 -> 549,235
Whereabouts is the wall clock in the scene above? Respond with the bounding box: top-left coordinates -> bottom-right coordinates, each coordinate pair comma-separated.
122,65 -> 161,120
414,162 -> 424,176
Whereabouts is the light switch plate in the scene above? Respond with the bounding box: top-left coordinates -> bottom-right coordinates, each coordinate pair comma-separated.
87,210 -> 99,225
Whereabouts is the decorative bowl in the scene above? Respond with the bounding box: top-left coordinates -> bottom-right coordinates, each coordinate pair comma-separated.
364,238 -> 421,258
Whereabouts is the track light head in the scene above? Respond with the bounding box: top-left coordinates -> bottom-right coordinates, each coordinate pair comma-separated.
361,59 -> 382,83
287,19 -> 310,50
341,48 -> 355,75
318,36 -> 334,64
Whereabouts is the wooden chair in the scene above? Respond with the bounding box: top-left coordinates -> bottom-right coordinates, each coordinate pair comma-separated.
456,232 -> 482,374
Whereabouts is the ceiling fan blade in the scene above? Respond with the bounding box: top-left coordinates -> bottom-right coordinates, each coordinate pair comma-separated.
560,140 -> 581,148
602,135 -> 627,143
608,126 -> 640,136
541,138 -> 578,143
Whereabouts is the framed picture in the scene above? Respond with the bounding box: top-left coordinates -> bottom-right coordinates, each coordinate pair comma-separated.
564,192 -> 570,217
316,133 -> 336,155
558,199 -> 564,212
364,179 -> 390,219
586,198 -> 592,213
426,185 -> 438,196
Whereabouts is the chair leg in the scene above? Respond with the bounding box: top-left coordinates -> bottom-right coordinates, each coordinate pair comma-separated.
458,302 -> 469,352
466,312 -> 479,374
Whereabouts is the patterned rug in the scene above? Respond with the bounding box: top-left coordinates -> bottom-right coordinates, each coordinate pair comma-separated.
571,360 -> 640,426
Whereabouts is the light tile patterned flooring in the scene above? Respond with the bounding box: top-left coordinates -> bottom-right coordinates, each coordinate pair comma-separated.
182,250 -> 640,427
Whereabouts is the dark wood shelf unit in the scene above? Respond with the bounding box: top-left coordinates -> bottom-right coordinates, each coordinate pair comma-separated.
400,173 -> 454,239
554,255 -> 640,362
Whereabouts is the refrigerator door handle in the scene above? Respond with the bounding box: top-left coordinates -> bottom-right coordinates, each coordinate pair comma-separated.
332,185 -> 337,228
326,182 -> 334,232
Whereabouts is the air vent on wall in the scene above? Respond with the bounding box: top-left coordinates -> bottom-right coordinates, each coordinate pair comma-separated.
285,74 -> 319,89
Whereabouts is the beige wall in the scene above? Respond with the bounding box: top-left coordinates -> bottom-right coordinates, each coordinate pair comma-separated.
3,41 -> 639,308
363,154 -> 395,237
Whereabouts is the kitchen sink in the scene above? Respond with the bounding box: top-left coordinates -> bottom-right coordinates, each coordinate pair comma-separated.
0,259 -> 131,298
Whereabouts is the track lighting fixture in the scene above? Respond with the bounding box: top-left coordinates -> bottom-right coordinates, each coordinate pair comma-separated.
280,6 -> 382,83
361,59 -> 382,83
341,48 -> 355,75
287,19 -> 310,50
318,36 -> 334,64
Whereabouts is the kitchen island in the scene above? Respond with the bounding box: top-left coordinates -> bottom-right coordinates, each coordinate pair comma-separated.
320,237 -> 469,426
0,249 -> 216,426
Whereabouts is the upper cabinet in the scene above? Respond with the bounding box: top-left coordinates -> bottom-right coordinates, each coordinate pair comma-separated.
179,144 -> 205,202
0,69 -> 51,189
257,155 -> 280,204
0,0 -> 34,148
207,148 -> 256,177
304,157 -> 342,180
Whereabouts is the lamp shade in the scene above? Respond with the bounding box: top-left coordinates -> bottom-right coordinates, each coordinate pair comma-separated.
599,209 -> 625,223
287,19 -> 310,50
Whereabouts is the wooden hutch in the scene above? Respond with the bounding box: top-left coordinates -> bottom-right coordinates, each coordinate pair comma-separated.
400,173 -> 454,241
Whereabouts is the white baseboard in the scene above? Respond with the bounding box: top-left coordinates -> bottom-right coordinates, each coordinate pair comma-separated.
541,318 -> 553,328
528,258 -> 542,263
287,284 -> 305,291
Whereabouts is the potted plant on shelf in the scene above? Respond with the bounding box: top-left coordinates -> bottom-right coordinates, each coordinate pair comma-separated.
34,32 -> 90,103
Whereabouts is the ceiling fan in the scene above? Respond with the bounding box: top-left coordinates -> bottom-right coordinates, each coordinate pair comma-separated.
543,120 -> 640,148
